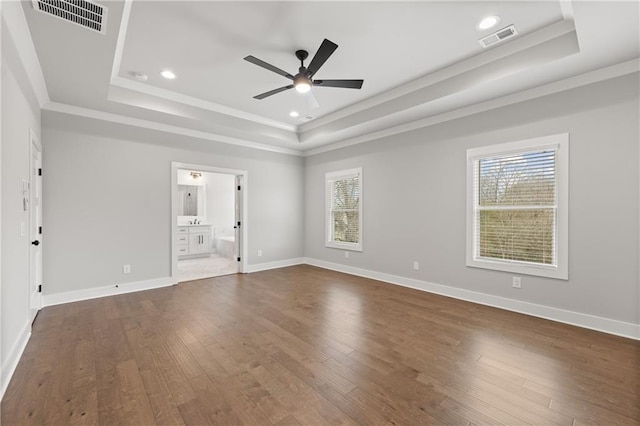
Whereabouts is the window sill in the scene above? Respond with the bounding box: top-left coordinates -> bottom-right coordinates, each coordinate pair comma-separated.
326,242 -> 363,252
466,257 -> 568,280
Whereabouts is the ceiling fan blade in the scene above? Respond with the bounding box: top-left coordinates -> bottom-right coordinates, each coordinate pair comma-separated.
304,90 -> 320,109
313,79 -> 363,89
244,55 -> 294,80
306,39 -> 338,77
253,85 -> 294,100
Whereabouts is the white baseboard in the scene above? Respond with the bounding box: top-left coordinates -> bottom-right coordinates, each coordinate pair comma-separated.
1,321 -> 31,399
245,257 -> 305,273
303,258 -> 640,341
43,276 -> 176,307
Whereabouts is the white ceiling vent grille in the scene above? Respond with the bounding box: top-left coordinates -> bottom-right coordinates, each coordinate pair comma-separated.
479,25 -> 517,48
32,0 -> 107,34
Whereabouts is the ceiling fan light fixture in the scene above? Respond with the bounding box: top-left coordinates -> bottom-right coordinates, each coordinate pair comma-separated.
294,77 -> 311,93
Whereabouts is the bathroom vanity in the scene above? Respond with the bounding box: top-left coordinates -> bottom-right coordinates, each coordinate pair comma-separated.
177,225 -> 212,259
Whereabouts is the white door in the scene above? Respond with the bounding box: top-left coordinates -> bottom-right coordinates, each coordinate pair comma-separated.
234,175 -> 243,272
29,133 -> 43,321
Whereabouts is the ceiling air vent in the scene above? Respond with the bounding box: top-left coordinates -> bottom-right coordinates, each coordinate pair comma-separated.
32,0 -> 107,34
479,25 -> 517,48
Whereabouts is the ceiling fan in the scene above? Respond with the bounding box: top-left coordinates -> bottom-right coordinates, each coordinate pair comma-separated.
244,39 -> 364,105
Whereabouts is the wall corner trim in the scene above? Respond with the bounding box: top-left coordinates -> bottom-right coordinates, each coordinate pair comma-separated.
245,258 -> 305,273
42,276 -> 177,307
1,322 -> 31,400
303,258 -> 640,341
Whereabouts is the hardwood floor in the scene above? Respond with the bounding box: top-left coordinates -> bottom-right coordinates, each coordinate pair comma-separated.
2,265 -> 638,425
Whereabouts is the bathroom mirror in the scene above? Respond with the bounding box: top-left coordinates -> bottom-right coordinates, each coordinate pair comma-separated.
178,185 -> 202,216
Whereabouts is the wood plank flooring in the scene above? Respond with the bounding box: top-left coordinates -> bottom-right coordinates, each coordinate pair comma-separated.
2,265 -> 639,425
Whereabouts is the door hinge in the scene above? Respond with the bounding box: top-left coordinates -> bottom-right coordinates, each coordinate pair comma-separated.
237,185 -> 241,191
237,221 -> 241,227
237,257 -> 241,262
38,285 -> 42,293
38,168 -> 42,176
39,226 -> 42,235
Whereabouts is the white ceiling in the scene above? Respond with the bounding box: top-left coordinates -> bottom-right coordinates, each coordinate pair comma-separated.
22,1 -> 640,154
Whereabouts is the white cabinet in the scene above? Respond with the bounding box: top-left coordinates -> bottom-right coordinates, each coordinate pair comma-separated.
189,232 -> 210,254
178,225 -> 211,259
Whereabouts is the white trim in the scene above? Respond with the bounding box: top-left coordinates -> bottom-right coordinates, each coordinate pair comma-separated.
41,62 -> 638,161
300,20 -> 576,134
42,102 -> 303,157
1,322 -> 31,399
109,0 -> 132,83
325,167 -> 363,252
171,163 -> 249,281
303,258 -> 640,341
2,1 -> 49,107
303,60 -> 639,157
28,129 -> 42,315
109,0 -> 294,133
42,276 -> 176,307
244,258 -> 305,273
466,133 -> 569,280
111,76 -> 296,133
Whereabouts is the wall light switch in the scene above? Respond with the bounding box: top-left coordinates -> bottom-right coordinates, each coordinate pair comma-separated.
413,261 -> 420,271
123,264 -> 131,274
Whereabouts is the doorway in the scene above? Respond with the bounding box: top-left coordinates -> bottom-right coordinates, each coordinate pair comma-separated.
29,130 -> 42,322
171,163 -> 247,282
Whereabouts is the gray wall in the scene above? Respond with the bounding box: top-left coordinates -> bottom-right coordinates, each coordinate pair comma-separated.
42,113 -> 305,295
1,18 -> 41,376
305,74 -> 639,325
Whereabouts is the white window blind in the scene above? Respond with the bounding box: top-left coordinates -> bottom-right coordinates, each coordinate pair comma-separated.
466,134 -> 568,279
326,168 -> 362,251
475,149 -> 557,265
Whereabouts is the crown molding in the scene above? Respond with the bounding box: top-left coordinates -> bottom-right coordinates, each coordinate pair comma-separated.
42,58 -> 638,159
43,102 -> 303,157
109,0 -> 295,133
303,59 -> 639,157
299,19 -> 577,135
2,1 -> 49,107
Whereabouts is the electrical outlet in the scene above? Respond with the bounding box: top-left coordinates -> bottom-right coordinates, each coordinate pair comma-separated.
512,277 -> 521,289
123,264 -> 131,274
344,251 -> 349,259
257,250 -> 262,257
413,261 -> 420,271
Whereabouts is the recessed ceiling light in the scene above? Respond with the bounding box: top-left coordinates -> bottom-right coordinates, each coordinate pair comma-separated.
477,16 -> 500,31
289,111 -> 299,117
161,70 -> 176,79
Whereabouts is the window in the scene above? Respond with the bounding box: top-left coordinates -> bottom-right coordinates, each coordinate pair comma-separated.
326,168 -> 362,251
467,134 -> 568,279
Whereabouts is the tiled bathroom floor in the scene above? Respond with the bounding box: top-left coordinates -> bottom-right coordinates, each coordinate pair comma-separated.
177,253 -> 238,282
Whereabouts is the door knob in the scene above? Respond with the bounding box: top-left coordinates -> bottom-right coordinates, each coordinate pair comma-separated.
32,240 -> 40,246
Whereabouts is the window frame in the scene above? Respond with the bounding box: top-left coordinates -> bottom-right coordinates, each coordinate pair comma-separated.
325,167 -> 363,252
466,134 -> 569,280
